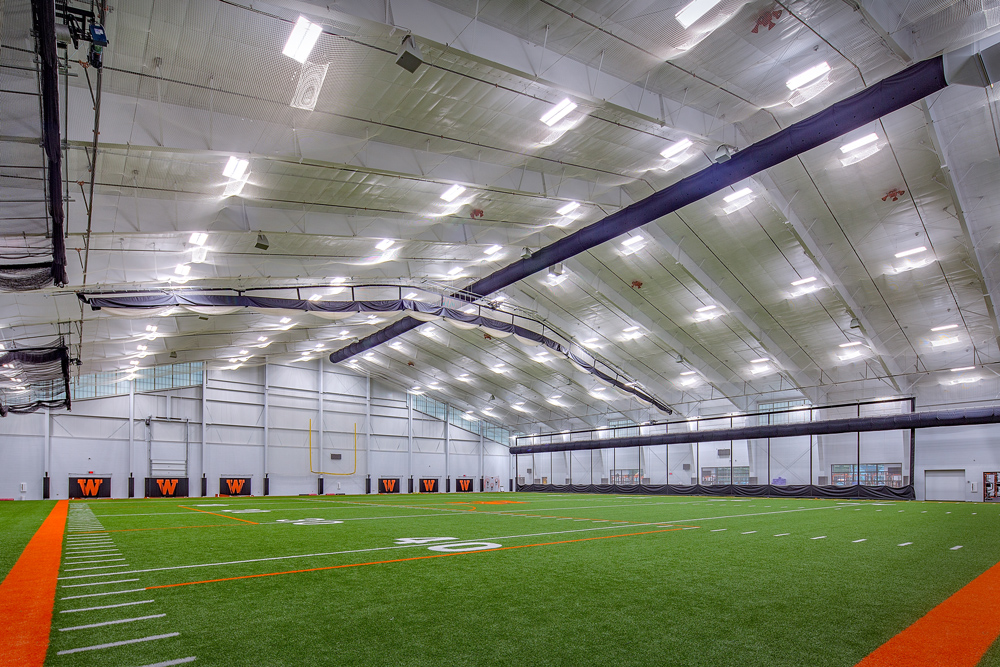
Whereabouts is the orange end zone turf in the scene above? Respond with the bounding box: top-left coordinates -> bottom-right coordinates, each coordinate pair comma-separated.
856,559 -> 1000,666
0,500 -> 68,666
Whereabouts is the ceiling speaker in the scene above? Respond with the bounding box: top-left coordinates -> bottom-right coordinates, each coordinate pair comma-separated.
396,35 -> 423,73
291,62 -> 329,111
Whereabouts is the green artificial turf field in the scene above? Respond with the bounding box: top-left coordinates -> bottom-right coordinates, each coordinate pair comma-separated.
6,493 -> 1000,666
0,499 -> 54,580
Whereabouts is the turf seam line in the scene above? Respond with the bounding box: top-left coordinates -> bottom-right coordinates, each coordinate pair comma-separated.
178,506 -> 259,524
56,632 -> 179,655
59,614 -> 166,631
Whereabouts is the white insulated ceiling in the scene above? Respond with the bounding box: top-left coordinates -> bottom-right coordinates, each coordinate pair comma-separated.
3,0 -> 1000,431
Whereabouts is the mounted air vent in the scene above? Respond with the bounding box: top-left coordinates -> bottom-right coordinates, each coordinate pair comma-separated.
330,453 -> 342,460
682,463 -> 691,471
717,448 -> 731,457
291,62 -> 328,110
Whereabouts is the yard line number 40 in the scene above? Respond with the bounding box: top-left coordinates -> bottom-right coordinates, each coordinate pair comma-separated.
394,537 -> 501,552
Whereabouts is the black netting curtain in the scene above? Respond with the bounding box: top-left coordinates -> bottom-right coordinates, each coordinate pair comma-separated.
0,343 -> 71,417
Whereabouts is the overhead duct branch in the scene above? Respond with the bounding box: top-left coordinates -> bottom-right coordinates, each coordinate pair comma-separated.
331,52 -> 961,364
509,406 -> 1000,455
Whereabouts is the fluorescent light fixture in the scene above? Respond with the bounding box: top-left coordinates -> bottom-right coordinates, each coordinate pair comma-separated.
622,236 -> 644,247
895,246 -> 926,258
545,273 -> 567,286
540,98 -> 577,126
191,247 -> 208,264
404,292 -> 418,300
750,358 -> 769,364
222,156 -> 249,180
675,0 -> 722,28
750,364 -> 770,374
137,344 -> 147,351
680,371 -> 696,376
557,201 -> 580,216
839,349 -> 863,361
930,336 -> 960,347
279,317 -> 292,324
950,366 -> 976,372
786,62 -> 831,90
791,276 -> 817,286
308,294 -> 322,301
623,326 -> 640,333
660,138 -> 693,159
375,239 -> 394,251
930,325 -> 958,334
695,305 -> 717,312
174,263 -> 191,276
447,267 -> 463,276
839,341 -> 862,348
724,187 -> 753,203
239,349 -> 248,355
484,245 -> 502,255
257,336 -> 268,342
283,16 -> 323,64
189,232 -> 208,245
330,277 -> 347,285
419,328 -> 435,337
363,352 -> 375,359
440,184 -> 466,202
145,325 -> 157,332
840,133 -> 878,153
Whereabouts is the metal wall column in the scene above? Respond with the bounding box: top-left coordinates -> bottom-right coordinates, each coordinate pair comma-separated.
263,361 -> 269,491
407,394 -> 414,493
318,359 -> 324,493
200,371 -> 207,496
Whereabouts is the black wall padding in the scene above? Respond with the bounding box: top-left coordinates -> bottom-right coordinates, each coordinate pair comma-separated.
517,483 -> 915,500
510,406 -> 1000,455
30,0 -> 68,287
328,56 -> 947,364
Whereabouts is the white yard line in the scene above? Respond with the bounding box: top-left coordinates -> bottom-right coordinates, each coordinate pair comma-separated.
811,536 -> 826,540
898,542 -> 912,547
64,565 -> 128,571
852,539 -> 867,543
61,579 -> 140,588
773,533 -> 790,537
60,600 -> 155,613
951,545 -> 964,550
56,632 -> 179,655
59,614 -> 165,632
135,658 -> 197,667
62,588 -> 147,600
64,558 -> 126,565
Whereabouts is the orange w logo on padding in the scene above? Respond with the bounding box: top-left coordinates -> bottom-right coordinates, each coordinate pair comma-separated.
422,480 -> 435,491
458,479 -> 470,491
77,478 -> 103,496
156,479 -> 178,495
225,479 -> 245,494
383,479 -> 396,492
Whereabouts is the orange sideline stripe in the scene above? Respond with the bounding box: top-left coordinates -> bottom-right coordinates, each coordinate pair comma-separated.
0,500 -> 68,666
147,526 -> 691,590
855,559 -> 1000,667
178,505 -> 258,524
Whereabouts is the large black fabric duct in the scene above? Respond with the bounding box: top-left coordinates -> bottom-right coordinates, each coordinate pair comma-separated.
509,406 -> 1000,455
330,56 -> 947,364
